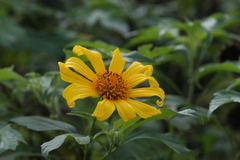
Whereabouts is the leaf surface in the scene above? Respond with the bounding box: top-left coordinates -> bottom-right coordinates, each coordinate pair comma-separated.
11,116 -> 77,133
125,130 -> 190,155
0,123 -> 26,154
41,133 -> 90,158
208,90 -> 240,118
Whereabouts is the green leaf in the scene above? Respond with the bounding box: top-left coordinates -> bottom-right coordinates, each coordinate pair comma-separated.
113,117 -> 141,132
196,62 -> 240,86
115,108 -> 184,134
122,51 -> 156,64
64,40 -> 131,62
41,133 -> 90,158
227,78 -> 240,90
159,27 -> 179,40
227,32 -> 240,42
68,111 -> 92,121
0,151 -> 42,160
124,108 -> 177,137
137,44 -> 153,57
65,40 -> 130,57
63,48 -> 79,60
27,72 -> 59,89
173,21 -> 199,33
86,10 -> 129,34
10,116 -> 77,133
0,67 -> 26,82
201,17 -> 218,31
210,13 -> 240,30
178,109 -> 203,123
64,41 -> 154,64
39,72 -> 59,89
156,53 -> 185,64
124,130 -> 190,155
126,27 -> 159,48
93,130 -> 106,139
113,119 -> 125,131
0,123 -> 26,154
120,117 -> 141,133
68,111 -> 108,131
165,94 -> 188,109
151,45 -> 186,64
208,90 -> 240,118
138,44 -> 176,59
26,72 -> 60,103
90,0 -> 120,9
0,15 -> 25,49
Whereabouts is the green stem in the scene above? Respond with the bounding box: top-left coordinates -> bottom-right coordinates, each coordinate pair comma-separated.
213,117 -> 236,159
100,130 -> 118,160
83,117 -> 96,160
100,147 -> 117,160
168,123 -> 174,133
187,76 -> 194,103
50,75 -> 61,118
100,151 -> 110,160
94,138 -> 108,152
187,50 -> 195,103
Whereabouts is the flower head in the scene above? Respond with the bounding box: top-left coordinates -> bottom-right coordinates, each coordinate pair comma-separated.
58,45 -> 165,122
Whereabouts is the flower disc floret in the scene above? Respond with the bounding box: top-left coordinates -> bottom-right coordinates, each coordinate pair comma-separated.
93,71 -> 129,100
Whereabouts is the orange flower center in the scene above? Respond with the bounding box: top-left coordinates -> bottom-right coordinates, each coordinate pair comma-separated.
93,71 -> 129,100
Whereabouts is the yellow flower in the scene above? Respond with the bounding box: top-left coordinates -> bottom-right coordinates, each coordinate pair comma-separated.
58,45 -> 165,122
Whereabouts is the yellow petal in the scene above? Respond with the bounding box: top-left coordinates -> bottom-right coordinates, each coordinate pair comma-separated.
144,65 -> 153,76
58,62 -> 92,86
65,57 -> 96,81
73,45 -> 106,73
127,73 -> 148,88
128,87 -> 165,107
62,84 -> 99,108
109,48 -> 126,73
123,62 -> 153,78
126,99 -> 161,119
114,100 -> 136,122
92,99 -> 115,121
128,75 -> 160,88
147,77 -> 160,88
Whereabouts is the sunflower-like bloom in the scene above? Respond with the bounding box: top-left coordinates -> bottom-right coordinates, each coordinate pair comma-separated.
58,45 -> 165,122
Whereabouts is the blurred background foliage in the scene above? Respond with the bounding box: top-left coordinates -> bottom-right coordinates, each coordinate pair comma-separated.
1,0 -> 240,160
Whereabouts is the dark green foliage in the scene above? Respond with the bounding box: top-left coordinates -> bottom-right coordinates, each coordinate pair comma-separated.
1,0 -> 240,160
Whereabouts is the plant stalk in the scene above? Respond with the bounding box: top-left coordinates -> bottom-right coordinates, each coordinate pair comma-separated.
83,117 -> 96,160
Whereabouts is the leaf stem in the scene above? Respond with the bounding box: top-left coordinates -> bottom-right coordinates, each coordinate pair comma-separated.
100,147 -> 117,160
83,117 -> 96,160
50,75 -> 61,118
213,116 -> 236,159
186,50 -> 195,103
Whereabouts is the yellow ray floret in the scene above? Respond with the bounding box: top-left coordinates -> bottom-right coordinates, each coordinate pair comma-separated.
58,45 -> 165,122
